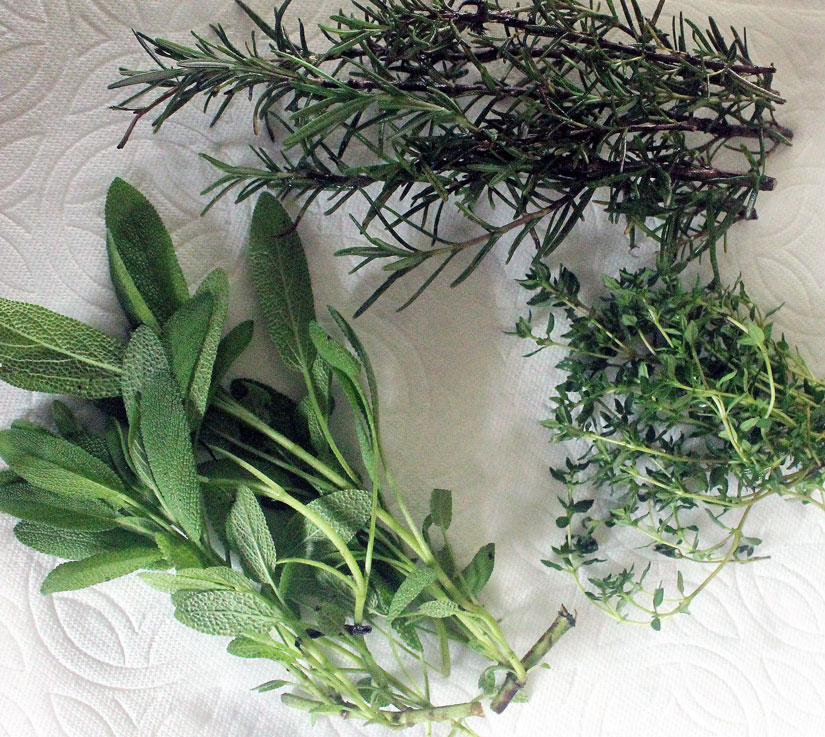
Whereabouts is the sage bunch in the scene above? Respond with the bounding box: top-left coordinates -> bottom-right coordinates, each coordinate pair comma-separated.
111,0 -> 789,312
0,179 -> 572,731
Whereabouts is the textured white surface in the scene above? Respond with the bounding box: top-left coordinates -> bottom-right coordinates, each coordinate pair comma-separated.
1,1 -> 825,735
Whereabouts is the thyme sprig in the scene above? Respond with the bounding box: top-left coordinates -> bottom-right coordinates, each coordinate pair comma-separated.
111,0 -> 790,312
518,265 -> 825,629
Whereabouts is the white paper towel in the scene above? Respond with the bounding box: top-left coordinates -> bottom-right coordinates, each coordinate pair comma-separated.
2,1 -> 825,735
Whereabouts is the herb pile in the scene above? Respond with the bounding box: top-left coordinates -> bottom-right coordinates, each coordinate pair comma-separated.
111,0 -> 789,312
518,265 -> 824,627
0,180 -> 572,731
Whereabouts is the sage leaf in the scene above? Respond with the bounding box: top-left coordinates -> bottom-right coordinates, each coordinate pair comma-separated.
0,481 -> 118,531
162,292 -> 214,407
51,401 -> 80,437
189,269 -> 229,419
304,489 -> 371,544
174,590 -> 277,636
227,486 -> 277,585
461,542 -> 495,596
387,567 -> 437,621
121,325 -> 169,426
328,307 -> 379,418
105,177 -> 188,328
227,635 -> 293,662
309,322 -> 361,379
201,482 -> 234,551
392,618 -> 423,652
154,532 -> 204,569
41,544 -> 163,593
309,355 -> 333,417
0,297 -> 124,398
212,320 -> 254,386
430,489 -> 452,530
15,521 -> 146,560
140,370 -> 204,541
248,193 -> 315,372
141,566 -> 255,594
0,428 -> 127,504
416,600 -> 460,618
104,419 -> 136,485
296,395 -> 331,459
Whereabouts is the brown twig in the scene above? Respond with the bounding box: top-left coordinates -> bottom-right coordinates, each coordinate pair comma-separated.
490,606 -> 576,714
443,8 -> 777,77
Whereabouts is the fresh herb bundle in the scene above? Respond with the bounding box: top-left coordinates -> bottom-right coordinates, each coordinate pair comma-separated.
111,0 -> 790,312
0,180 -> 572,730
517,265 -> 825,628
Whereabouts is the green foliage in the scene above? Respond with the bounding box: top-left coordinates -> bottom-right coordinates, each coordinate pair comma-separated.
141,566 -> 255,594
140,370 -> 204,541
0,297 -> 124,398
41,545 -> 164,594
0,428 -> 127,504
388,567 -> 438,622
416,600 -> 460,618
162,293 -> 216,414
173,590 -> 277,635
0,481 -> 118,531
0,180 -> 563,731
524,265 -> 825,624
227,487 -> 277,585
113,0 -> 789,312
105,177 -> 189,328
161,270 -> 230,425
15,523 -> 147,561
461,543 -> 495,597
430,489 -> 452,530
302,489 -> 371,544
188,269 -> 230,418
248,192 -> 315,372
121,325 -> 169,425
212,320 -> 254,385
227,635 -> 292,662
309,322 -> 361,379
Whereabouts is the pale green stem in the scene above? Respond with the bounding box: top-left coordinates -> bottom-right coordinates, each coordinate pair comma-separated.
210,446 -> 368,612
212,391 -> 351,489
301,365 -> 360,485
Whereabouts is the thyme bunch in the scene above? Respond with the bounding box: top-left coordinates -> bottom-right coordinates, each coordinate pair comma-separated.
111,0 -> 790,312
518,265 -> 825,628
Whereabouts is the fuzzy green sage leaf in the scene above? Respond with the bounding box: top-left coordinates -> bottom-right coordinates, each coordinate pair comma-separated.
105,177 -> 189,328
0,297 -> 124,398
248,193 -> 315,373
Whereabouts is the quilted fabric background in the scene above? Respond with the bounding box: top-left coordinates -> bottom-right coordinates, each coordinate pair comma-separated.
2,1 -> 825,735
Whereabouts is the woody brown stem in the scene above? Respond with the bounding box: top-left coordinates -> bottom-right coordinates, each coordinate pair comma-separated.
489,606 -> 576,714
443,8 -> 777,77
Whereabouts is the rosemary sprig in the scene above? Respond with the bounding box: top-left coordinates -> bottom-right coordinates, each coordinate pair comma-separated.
518,264 -> 825,629
111,0 -> 790,312
0,179 -> 572,731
